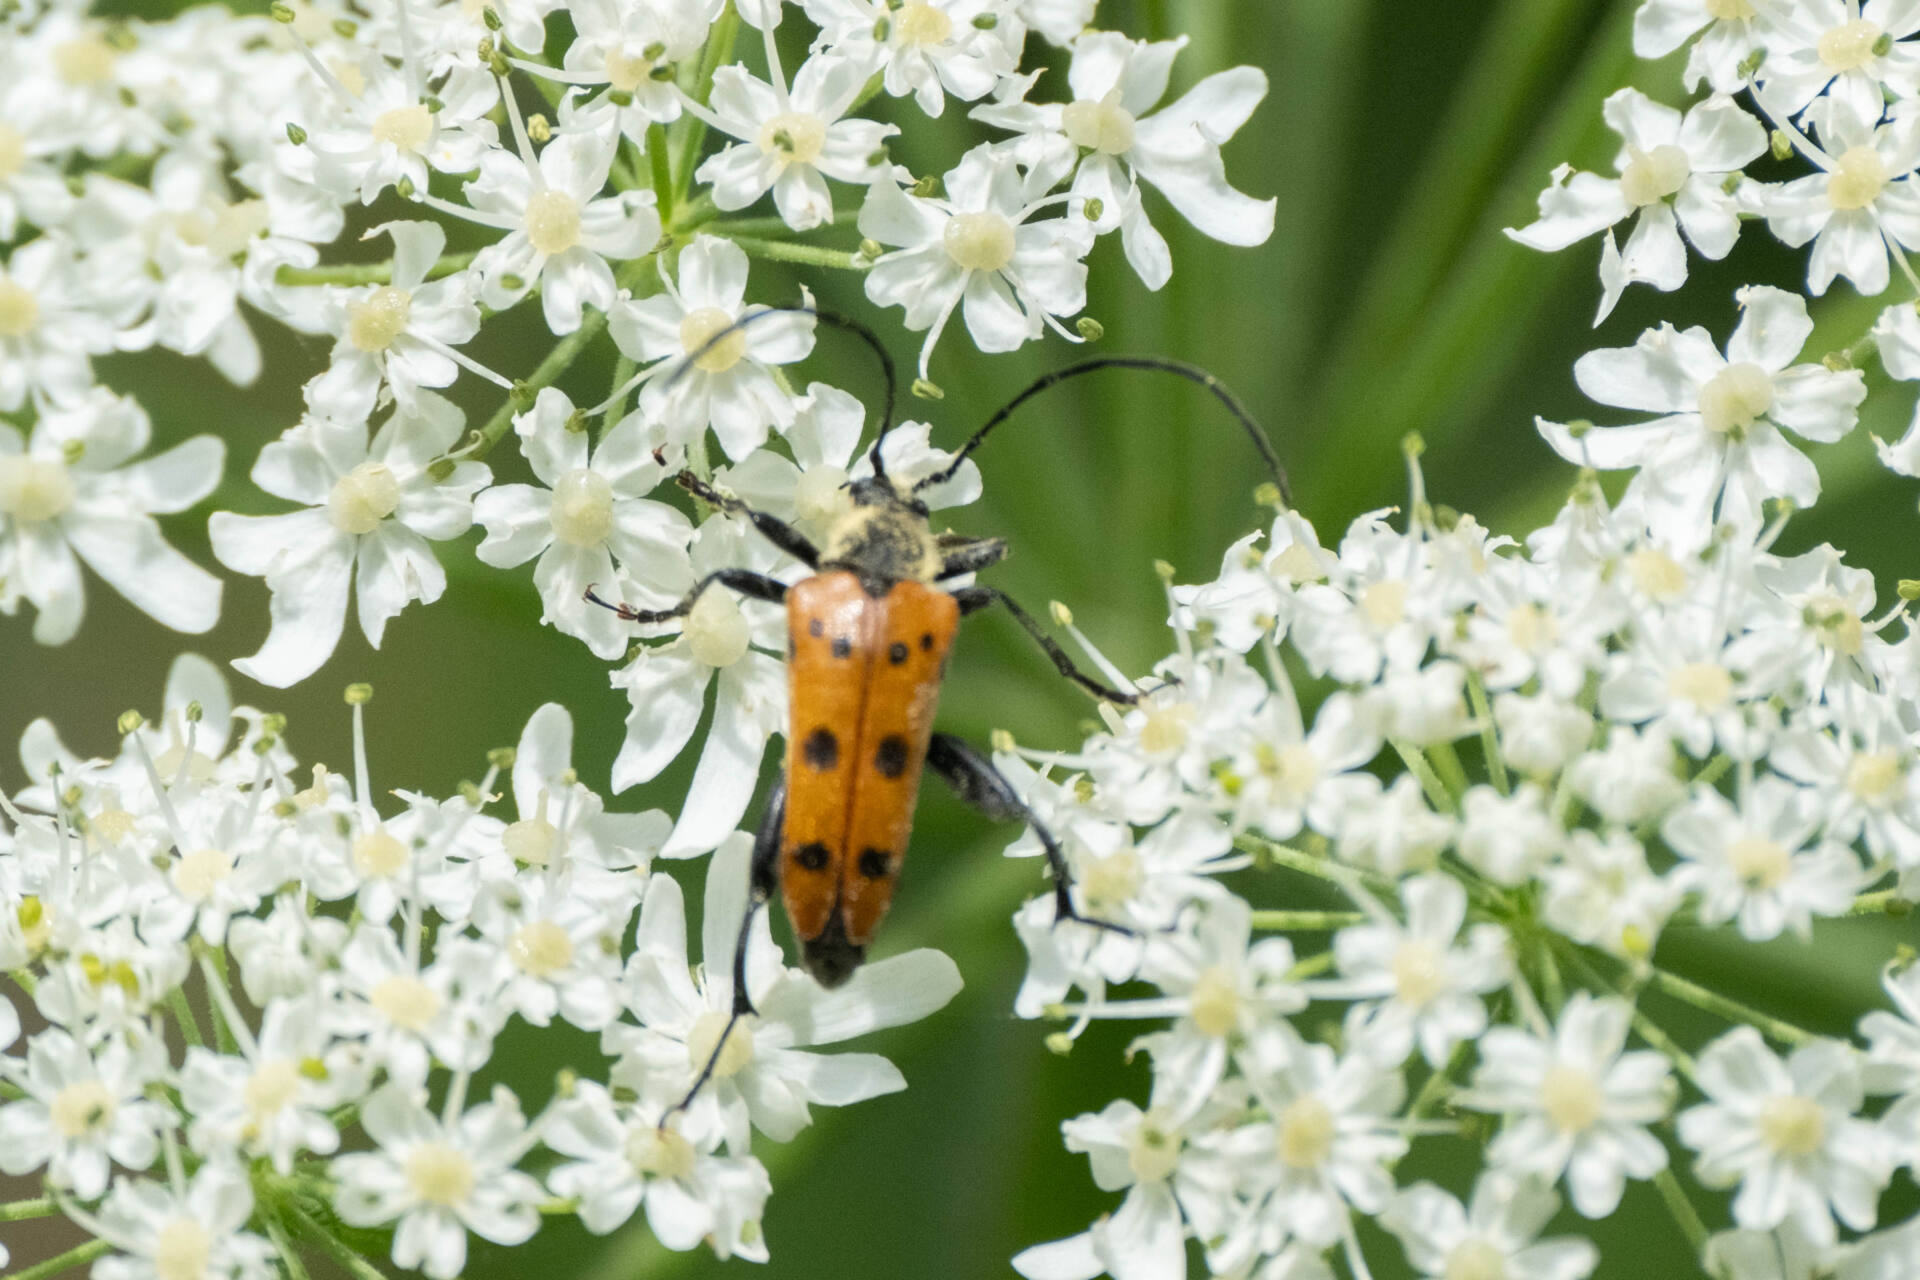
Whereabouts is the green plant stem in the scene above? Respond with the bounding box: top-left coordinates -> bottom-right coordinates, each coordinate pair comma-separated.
167,987 -> 204,1050
708,208 -> 859,237
1851,889 -> 1911,916
1646,964 -> 1817,1047
1394,741 -> 1459,814
673,2 -> 738,207
206,948 -> 239,1054
0,1196 -> 57,1221
648,122 -> 673,224
1234,833 -> 1395,899
1284,950 -> 1336,982
264,1214 -> 313,1280
1428,739 -> 1472,799
1466,672 -> 1509,795
274,252 -> 477,287
9,1240 -> 112,1280
601,352 -> 638,435
282,1202 -> 391,1280
1248,909 -> 1366,931
723,235 -> 868,270
1652,1168 -> 1711,1255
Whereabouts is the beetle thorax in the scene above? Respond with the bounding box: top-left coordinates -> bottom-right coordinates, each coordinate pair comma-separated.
821,503 -> 942,590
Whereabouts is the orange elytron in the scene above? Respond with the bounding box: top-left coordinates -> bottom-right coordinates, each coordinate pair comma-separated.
584,308 -> 1288,1115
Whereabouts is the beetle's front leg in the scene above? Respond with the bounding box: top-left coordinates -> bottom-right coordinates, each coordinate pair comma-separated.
925,734 -> 1131,937
585,568 -> 787,624
675,471 -> 822,569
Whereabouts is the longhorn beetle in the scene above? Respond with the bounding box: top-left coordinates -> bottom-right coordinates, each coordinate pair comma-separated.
587,308 -> 1286,1116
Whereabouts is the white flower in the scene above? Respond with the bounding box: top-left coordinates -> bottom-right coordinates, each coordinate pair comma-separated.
91,1162 -> 277,1280
1764,98 -> 1920,298
208,393 -> 489,687
1538,287 -> 1864,552
0,1027 -> 172,1199
1677,1028 -> 1891,1248
1752,0 -> 1920,123
1315,873 -> 1510,1068
0,237 -> 115,412
1,387 -> 223,645
860,142 -> 1094,377
608,234 -> 817,460
328,926 -> 507,1083
1663,779 -> 1864,941
1492,692 -> 1597,780
306,62 -> 497,204
803,0 -> 1021,116
605,835 -> 962,1152
178,1000 -> 359,1175
554,0 -> 710,137
1506,89 -> 1764,321
332,1083 -> 545,1280
973,30 -> 1274,289
543,1080 -> 773,1259
1633,0 -> 1767,93
1330,773 -> 1454,878
465,130 -> 661,335
306,221 -> 484,422
474,387 -> 691,659
1541,828 -> 1680,958
1461,993 -> 1676,1218
1381,1173 -> 1599,1280
695,53 -> 898,230
1457,784 -> 1566,886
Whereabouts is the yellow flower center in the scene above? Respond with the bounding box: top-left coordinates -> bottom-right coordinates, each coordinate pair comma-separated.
51,1079 -> 116,1137
1705,0 -> 1755,18
371,103 -> 434,152
1667,661 -> 1733,710
0,276 -> 41,338
509,920 -> 574,977
1627,548 -> 1687,600
1697,361 -> 1775,435
758,111 -> 828,165
1275,1095 -> 1334,1169
1361,579 -> 1408,629
1259,742 -> 1322,805
405,1141 -> 476,1206
0,124 -> 26,180
1726,835 -> 1791,889
625,1124 -> 697,1179
351,827 -> 409,879
678,305 -> 747,373
346,286 -> 413,352
1062,93 -> 1137,156
172,199 -> 269,259
893,2 -> 954,45
1806,592 -> 1864,655
1079,847 -> 1142,912
549,467 -> 616,547
54,35 -> 116,85
1391,941 -> 1447,1007
793,464 -> 852,528
524,188 -> 583,256
91,809 -> 137,844
327,462 -> 402,535
1540,1063 -> 1602,1134
1818,18 -> 1882,71
371,974 -> 441,1031
1828,145 -> 1889,212
1188,966 -> 1241,1037
1758,1093 -> 1826,1156
0,455 -> 74,524
604,47 -> 656,94
943,211 -> 1017,272
172,848 -> 233,902
244,1058 -> 301,1120
1506,602 -> 1557,653
1846,750 -> 1902,806
1138,703 -> 1194,755
686,587 -> 751,667
1126,1123 -> 1181,1183
504,815 -> 559,866
154,1217 -> 212,1280
1443,1239 -> 1510,1280
1619,144 -> 1691,208
687,1009 -> 754,1078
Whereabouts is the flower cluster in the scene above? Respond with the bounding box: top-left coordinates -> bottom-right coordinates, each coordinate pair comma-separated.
0,662 -> 960,1275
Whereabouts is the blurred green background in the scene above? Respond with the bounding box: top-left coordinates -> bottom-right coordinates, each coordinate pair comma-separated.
5,0 -> 1920,1276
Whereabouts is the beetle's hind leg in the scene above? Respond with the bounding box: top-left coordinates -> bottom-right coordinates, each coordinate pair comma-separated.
926,734 -> 1132,938
585,567 -> 787,624
949,586 -> 1144,705
660,777 -> 786,1129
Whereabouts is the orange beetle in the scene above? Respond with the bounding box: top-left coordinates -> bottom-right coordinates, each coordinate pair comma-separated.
588,312 -> 1287,1106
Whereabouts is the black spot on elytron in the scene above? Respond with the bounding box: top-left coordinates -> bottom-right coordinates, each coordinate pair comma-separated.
803,726 -> 839,771
831,636 -> 852,659
857,848 -> 892,879
888,641 -> 909,665
793,842 -> 830,871
920,632 -> 934,651
808,617 -> 823,637
874,734 -> 909,779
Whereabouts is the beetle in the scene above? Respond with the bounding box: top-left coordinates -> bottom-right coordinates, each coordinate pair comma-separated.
586,308 -> 1287,1111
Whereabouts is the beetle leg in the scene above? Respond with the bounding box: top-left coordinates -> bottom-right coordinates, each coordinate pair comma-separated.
662,778 -> 787,1128
948,586 -> 1143,705
675,471 -> 822,569
926,734 -> 1132,937
585,568 -> 787,624
935,536 -> 1008,579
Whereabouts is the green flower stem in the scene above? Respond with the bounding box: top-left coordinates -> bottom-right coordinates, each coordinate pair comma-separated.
1428,739 -> 1472,800
601,352 -> 638,436
1248,909 -> 1366,931
1393,741 -> 1459,815
1692,753 -> 1733,790
0,1196 -> 57,1221
673,2 -> 738,209
707,208 -> 860,237
206,948 -> 240,1055
1646,963 -> 1817,1048
264,1214 -> 314,1280
723,235 -> 868,270
648,121 -> 673,224
1850,889 -> 1909,917
1652,1168 -> 1711,1255
166,986 -> 204,1050
667,190 -> 718,236
1284,950 -> 1336,982
9,1240 -> 112,1280
536,1198 -> 575,1216
273,252 -> 477,287
1466,671 -> 1509,795
1234,833 -> 1395,899
282,1202 -> 391,1280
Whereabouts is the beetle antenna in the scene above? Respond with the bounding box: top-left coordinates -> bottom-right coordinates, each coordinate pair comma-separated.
666,304 -> 897,477
912,356 -> 1289,505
